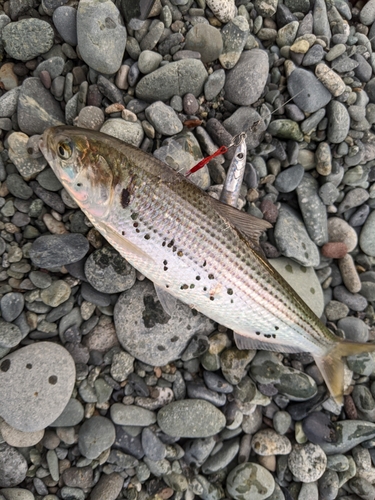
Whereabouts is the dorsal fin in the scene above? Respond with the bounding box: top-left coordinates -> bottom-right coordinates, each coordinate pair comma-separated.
210,197 -> 272,252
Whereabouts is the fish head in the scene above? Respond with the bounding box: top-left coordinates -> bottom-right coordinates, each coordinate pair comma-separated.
39,126 -> 114,218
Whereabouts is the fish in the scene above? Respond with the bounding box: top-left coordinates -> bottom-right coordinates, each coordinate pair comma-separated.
39,125 -> 375,404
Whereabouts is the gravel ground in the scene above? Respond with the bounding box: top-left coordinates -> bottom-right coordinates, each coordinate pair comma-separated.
1,0 -> 375,499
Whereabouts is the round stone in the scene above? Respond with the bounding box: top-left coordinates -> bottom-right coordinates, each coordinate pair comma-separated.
78,416 -> 116,459
0,420 -> 44,447
2,19 -> 54,61
0,342 -> 76,432
184,24 -> 223,63
52,6 -> 78,46
226,463 -> 275,500
0,444 -> 28,487
360,210 -> 375,257
287,67 -> 332,113
49,398 -> 84,427
0,321 -> 22,349
100,119 -> 144,147
224,49 -> 269,106
145,101 -> 183,136
40,280 -> 71,307
251,429 -> 292,456
327,217 -> 358,252
0,293 -> 24,322
84,246 -> 136,294
288,443 -> 327,482
157,400 -> 226,438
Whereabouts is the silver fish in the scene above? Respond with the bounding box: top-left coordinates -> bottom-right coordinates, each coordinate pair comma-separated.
39,126 -> 375,404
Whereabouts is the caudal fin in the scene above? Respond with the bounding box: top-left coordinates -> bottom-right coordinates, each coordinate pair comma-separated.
314,340 -> 375,405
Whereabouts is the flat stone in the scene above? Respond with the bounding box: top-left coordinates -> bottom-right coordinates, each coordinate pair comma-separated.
90,473 -> 124,500
287,68 -> 332,113
84,246 -> 136,294
224,49 -> 269,106
0,421 -> 44,448
226,462 -> 275,500
157,400 -> 226,438
78,416 -> 116,459
145,101 -> 183,136
0,444 -> 28,487
114,280 -> 215,366
77,0 -> 126,74
0,342 -> 75,432
136,59 -> 208,102
327,100 -> 350,143
62,466 -> 93,489
223,107 -> 266,150
288,443 -> 327,482
100,119 -> 144,147
49,398 -> 84,427
296,173 -> 328,246
2,19 -> 54,61
110,403 -> 156,426
274,164 -> 305,193
274,204 -> 320,267
53,6 -> 78,46
18,78 -> 65,135
360,210 -> 375,256
7,132 -> 47,179
0,87 -> 21,118
29,233 -> 89,268
320,420 -> 375,455
219,16 -> 249,69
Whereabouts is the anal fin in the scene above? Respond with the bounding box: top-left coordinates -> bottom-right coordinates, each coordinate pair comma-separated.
234,332 -> 304,353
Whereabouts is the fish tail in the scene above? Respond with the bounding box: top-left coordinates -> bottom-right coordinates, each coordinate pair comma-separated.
314,340 -> 375,405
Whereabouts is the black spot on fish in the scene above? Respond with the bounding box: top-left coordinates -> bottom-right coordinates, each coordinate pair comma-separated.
255,331 -> 260,336
133,222 -> 138,228
167,239 -> 174,248
208,274 -> 214,280
163,260 -> 167,265
144,234 -> 150,240
196,276 -> 201,281
210,296 -> 214,301
203,287 -> 207,291
177,250 -> 183,257
157,345 -> 166,351
122,231 -> 125,236
264,334 -> 271,338
164,266 -> 168,271
162,241 -> 166,247
227,288 -> 233,295
172,245 -> 177,252
272,334 -> 276,339
166,284 -> 169,288
203,260 -> 207,267
190,284 -> 195,288
274,326 -> 279,330
181,284 -> 188,290
131,212 -> 138,220
121,188 -> 130,208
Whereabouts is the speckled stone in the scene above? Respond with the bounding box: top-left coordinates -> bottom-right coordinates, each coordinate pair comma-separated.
226,462 -> 275,500
288,443 -> 327,482
2,19 -> 54,61
78,416 -> 116,459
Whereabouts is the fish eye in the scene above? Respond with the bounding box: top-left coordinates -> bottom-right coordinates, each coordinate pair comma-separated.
57,141 -> 72,160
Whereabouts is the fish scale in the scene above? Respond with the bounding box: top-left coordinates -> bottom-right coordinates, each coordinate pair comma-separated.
39,125 -> 375,404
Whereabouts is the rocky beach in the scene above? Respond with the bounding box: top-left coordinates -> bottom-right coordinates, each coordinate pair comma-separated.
1,0 -> 375,499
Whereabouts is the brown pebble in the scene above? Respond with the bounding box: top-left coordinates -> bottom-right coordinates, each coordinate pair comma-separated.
344,394 -> 358,420
260,199 -> 278,224
321,242 -> 348,259
39,70 -> 51,89
62,465 -> 93,489
105,103 -> 125,114
339,254 -> 362,293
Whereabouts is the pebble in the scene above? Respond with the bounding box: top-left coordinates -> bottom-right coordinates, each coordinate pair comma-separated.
0,87 -> 21,118
114,280 -> 214,366
157,400 -> 226,438
252,429 -> 292,456
29,234 -> 89,268
0,342 -> 75,432
201,438 -> 240,474
224,49 -> 269,106
49,398 -> 84,427
333,285 -> 368,312
145,101 -> 183,136
0,293 -> 24,322
287,67 -> 332,113
337,317 -> 369,342
327,100 -> 350,144
327,217 -> 358,252
84,246 -> 136,294
184,24 -> 223,63
274,204 -> 320,266
52,6 -> 78,46
62,466 -> 93,489
100,118 -> 144,147
226,462 -> 275,500
78,416 -> 116,459
315,63 -> 346,97
2,19 -> 54,61
288,443 -> 327,482
138,50 -> 163,74
77,0 -> 126,74
321,420 -> 375,455
0,444 -> 28,487
219,16 -> 249,69
360,210 -> 375,256
89,473 -> 123,500
18,78 -> 65,135
7,132 -> 47,178
0,420 -> 44,448
204,69 -> 226,101
136,59 -> 208,102
274,164 -> 304,193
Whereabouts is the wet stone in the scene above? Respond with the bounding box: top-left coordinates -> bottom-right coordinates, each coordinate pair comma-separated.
84,246 -> 136,294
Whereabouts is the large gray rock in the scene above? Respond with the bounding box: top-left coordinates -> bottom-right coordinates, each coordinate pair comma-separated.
77,0 -> 126,74
223,107 -> 266,149
114,280 -> 215,366
287,68 -> 332,113
136,59 -> 208,102
224,49 -> 269,105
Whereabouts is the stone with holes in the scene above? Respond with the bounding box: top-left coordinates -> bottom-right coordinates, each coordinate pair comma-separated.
0,342 -> 75,432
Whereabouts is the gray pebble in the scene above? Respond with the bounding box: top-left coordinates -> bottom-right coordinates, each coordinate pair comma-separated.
321,420 -> 375,454
33,57 -> 65,80
274,164 -> 304,193
333,285 -> 368,311
77,0 -> 126,74
352,385 -> 375,422
226,462 -> 275,500
49,398 -> 84,427
141,428 -> 166,461
303,44 -> 324,65
318,470 -> 339,500
29,233 -> 89,268
219,16 -> 249,70
327,100 -> 350,144
287,68 -> 332,113
184,24 -> 223,63
110,403 -> 156,426
100,118 -> 144,147
288,443 -> 327,481
145,101 -> 183,136
53,6 -> 78,46
0,444 -> 28,487
0,88 -> 21,119
140,21 -> 164,51
78,416 -> 116,459
202,438 -> 240,474
0,293 -> 24,322
2,19 -> 54,61
360,209 -> 375,257
157,400 -> 226,438
138,50 -> 163,74
337,317 -> 369,342
204,69 -> 225,101
89,473 -> 123,500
